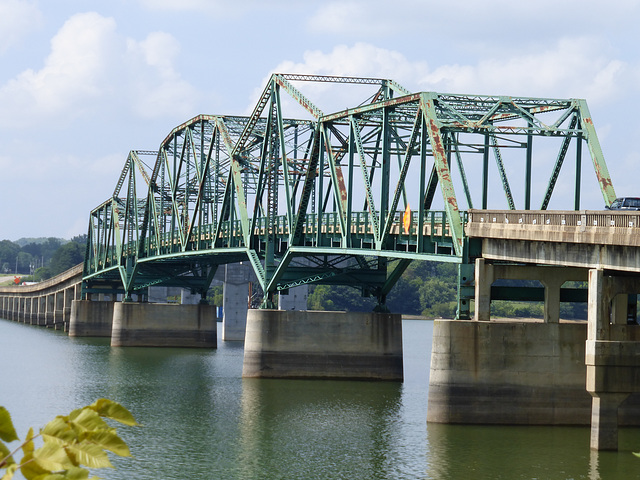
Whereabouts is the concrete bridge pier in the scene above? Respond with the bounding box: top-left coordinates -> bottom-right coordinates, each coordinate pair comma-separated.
242,309 -> 403,380
585,268 -> 640,450
69,298 -> 115,337
110,302 -> 217,347
222,263 -> 251,341
37,295 -> 46,326
278,285 -> 309,311
45,293 -> 55,327
54,290 -> 65,330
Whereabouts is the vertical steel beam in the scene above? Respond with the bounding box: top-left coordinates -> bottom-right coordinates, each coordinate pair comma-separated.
420,93 -> 464,256
540,115 -> 578,210
418,123 -> 427,253
490,135 -> 515,210
577,99 -> 616,205
482,130 -> 490,209
525,126 -> 533,209
379,106 -> 391,248
575,134 -> 583,210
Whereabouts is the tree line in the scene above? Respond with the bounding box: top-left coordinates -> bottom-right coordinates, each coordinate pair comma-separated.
1,237 -> 589,319
0,235 -> 86,281
307,260 -> 588,320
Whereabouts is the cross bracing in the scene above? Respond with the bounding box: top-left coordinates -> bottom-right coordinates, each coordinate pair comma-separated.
82,74 -> 616,314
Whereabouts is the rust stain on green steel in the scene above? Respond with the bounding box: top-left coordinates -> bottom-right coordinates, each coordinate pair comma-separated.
583,117 -> 614,190
426,111 -> 458,210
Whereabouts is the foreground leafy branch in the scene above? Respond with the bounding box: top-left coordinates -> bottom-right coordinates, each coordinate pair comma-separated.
0,399 -> 138,480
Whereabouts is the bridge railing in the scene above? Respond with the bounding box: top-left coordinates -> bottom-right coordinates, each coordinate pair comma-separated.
249,210 -> 459,241
86,209 -> 465,277
467,210 -> 640,247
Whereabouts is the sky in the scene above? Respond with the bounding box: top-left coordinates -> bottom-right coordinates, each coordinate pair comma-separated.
1,0 -> 639,241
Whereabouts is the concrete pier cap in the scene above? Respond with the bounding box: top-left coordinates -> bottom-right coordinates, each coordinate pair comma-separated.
242,309 -> 403,381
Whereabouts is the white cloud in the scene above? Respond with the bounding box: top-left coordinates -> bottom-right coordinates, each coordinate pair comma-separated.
0,12 -> 119,126
125,32 -> 199,118
136,0 -> 277,15
419,37 -> 628,103
0,0 -> 42,54
0,12 -> 200,127
258,43 -> 428,115
266,39 -> 631,111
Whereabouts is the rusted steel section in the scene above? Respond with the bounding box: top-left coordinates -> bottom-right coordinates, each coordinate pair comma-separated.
274,74 -> 323,120
321,124 -> 348,240
420,93 -> 464,256
233,80 -> 274,157
321,93 -> 421,123
577,99 -> 617,205
159,114 -> 218,148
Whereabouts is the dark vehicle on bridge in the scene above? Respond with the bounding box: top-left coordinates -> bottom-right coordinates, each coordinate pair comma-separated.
606,197 -> 640,210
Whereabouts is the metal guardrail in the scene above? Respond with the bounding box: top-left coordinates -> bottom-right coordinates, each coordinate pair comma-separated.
84,210 -> 463,276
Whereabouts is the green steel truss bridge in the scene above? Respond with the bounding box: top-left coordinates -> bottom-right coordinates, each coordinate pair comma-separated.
82,74 -> 616,316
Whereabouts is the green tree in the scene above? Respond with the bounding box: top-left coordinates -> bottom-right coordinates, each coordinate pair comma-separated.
0,241 -> 20,274
0,399 -> 137,480
419,277 -> 457,317
48,243 -> 84,278
386,276 -> 422,315
307,285 -> 376,312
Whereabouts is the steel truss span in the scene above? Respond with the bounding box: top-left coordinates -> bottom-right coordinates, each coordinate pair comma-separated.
82,73 -> 616,313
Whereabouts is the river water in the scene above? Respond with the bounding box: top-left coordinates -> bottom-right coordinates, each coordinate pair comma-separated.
2,317 -> 640,479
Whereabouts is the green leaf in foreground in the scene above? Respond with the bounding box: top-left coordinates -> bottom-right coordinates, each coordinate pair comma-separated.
0,400 -> 137,480
87,399 -> 138,427
0,408 -> 18,443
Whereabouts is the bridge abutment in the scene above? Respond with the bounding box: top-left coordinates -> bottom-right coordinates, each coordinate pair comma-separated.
110,302 -> 217,348
242,309 -> 403,380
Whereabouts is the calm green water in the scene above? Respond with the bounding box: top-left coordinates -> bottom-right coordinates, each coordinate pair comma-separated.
2,318 -> 640,479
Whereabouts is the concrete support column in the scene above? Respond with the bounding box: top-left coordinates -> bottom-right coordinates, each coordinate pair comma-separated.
18,297 -> 25,323
45,293 -> 55,326
243,310 -> 403,380
54,291 -> 64,329
222,263 -> 250,341
611,294 -> 628,325
111,302 -> 217,347
12,297 -> 18,321
69,300 -> 115,337
584,268 -> 640,451
590,393 -> 630,451
474,258 -> 493,321
24,297 -> 32,324
278,285 -> 308,311
63,287 -> 74,331
38,296 -> 46,325
181,289 -> 201,305
588,269 -> 610,341
540,277 -> 562,324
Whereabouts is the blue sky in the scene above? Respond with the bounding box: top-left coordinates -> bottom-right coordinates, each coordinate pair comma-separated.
1,0 -> 639,240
